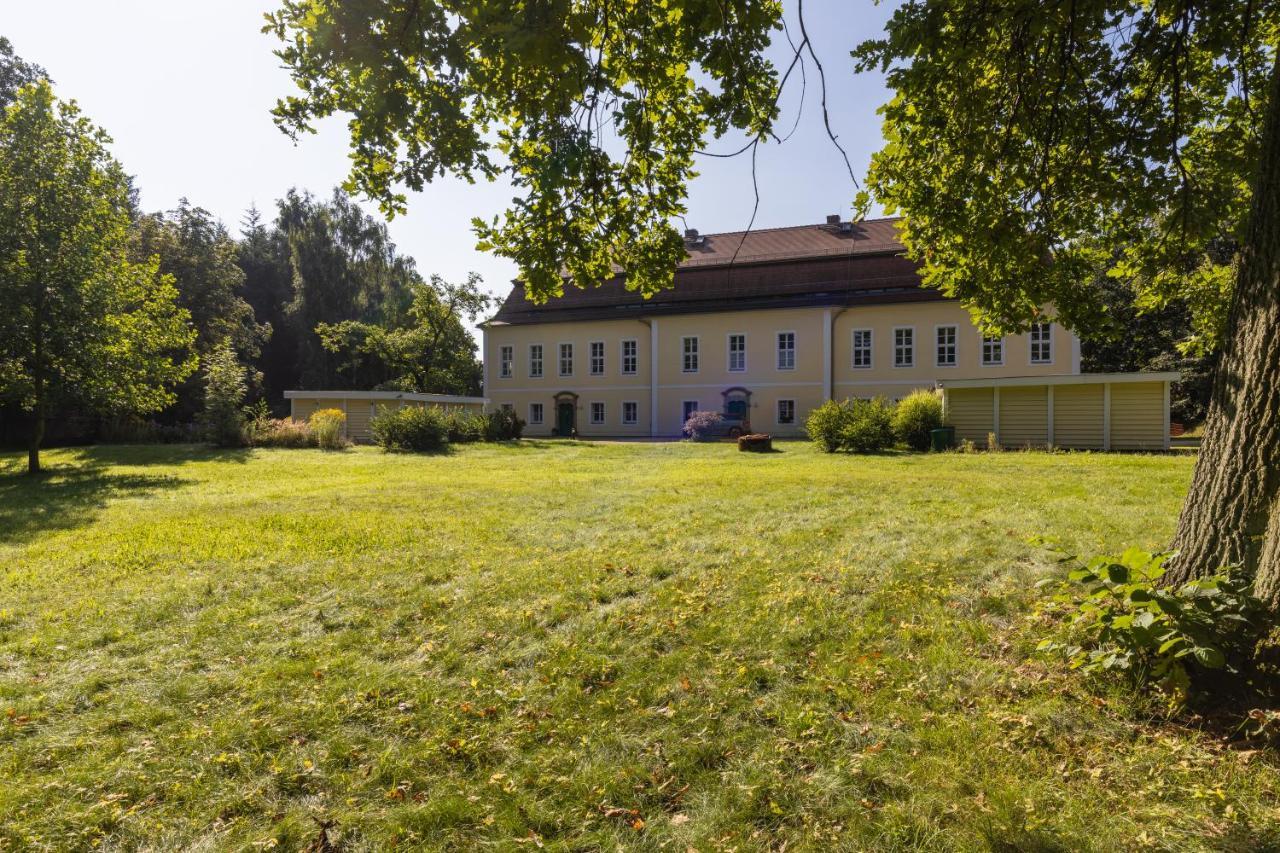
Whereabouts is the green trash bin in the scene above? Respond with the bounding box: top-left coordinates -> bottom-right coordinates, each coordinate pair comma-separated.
930,426 -> 955,452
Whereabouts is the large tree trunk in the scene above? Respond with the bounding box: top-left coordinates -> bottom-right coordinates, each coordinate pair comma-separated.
1167,55 -> 1280,608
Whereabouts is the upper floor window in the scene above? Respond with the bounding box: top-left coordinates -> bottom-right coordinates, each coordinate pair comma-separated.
935,325 -> 957,367
777,332 -> 796,370
728,334 -> 746,372
529,344 -> 543,378
777,399 -> 796,425
894,327 -> 914,367
499,345 -> 513,378
982,334 -> 1004,366
559,342 -> 574,376
621,339 -> 637,375
682,336 -> 699,373
589,340 -> 605,375
852,328 -> 872,369
1030,322 -> 1052,364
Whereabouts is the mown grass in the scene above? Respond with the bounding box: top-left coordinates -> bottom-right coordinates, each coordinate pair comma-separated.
0,442 -> 1274,851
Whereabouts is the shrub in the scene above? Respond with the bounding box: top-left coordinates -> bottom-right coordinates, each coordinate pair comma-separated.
1037,547 -> 1266,701
805,400 -> 849,452
245,417 -> 314,448
444,410 -> 487,443
309,408 -> 348,450
840,398 -> 895,452
198,342 -> 248,447
892,389 -> 943,451
485,408 -> 525,441
683,410 -> 723,441
371,405 -> 448,451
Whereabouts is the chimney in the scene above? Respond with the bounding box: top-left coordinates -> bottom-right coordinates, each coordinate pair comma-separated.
684,227 -> 699,240
826,214 -> 842,226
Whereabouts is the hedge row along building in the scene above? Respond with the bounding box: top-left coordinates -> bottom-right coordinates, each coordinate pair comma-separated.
478,216 -> 1173,449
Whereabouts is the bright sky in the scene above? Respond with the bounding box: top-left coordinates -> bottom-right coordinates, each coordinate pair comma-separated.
1,0 -> 898,335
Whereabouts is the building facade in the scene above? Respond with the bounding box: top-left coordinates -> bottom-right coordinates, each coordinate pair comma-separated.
481,218 -> 1081,438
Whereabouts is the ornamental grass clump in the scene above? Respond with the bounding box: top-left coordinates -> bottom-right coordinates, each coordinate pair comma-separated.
892,389 -> 943,451
244,417 -> 314,448
309,408 -> 348,450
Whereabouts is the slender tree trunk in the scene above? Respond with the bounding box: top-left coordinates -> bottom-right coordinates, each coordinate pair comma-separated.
1167,54 -> 1280,608
27,407 -> 43,475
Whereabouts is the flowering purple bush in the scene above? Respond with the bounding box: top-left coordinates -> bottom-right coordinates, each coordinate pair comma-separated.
683,410 -> 723,441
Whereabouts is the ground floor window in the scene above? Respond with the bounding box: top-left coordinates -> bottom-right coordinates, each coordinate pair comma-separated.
622,401 -> 638,425
682,400 -> 699,423
500,403 -> 514,413
528,402 -> 544,424
590,402 -> 605,424
777,399 -> 796,425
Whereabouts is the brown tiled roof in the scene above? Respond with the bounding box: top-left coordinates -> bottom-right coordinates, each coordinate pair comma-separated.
488,217 -> 946,325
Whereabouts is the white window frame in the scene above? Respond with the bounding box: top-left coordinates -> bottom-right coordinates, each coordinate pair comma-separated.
589,401 -> 605,425
1029,322 -> 1053,365
981,333 -> 1005,367
776,399 -> 796,425
589,340 -> 605,376
500,402 -> 514,413
727,333 -> 747,372
776,331 -> 796,371
620,338 -> 638,375
528,343 -> 543,378
622,400 -> 638,425
682,336 -> 700,373
528,402 -> 544,424
499,345 -> 513,379
558,342 -> 574,377
893,326 -> 915,368
852,328 -> 873,369
681,400 -> 699,423
935,324 -> 958,368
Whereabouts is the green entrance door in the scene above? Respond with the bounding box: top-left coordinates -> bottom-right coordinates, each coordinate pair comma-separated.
557,402 -> 575,436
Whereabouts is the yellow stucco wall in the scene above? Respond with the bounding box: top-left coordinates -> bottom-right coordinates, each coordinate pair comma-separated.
483,302 -> 1080,437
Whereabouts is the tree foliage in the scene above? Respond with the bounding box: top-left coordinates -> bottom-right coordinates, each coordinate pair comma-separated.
0,36 -> 48,108
0,82 -> 196,472
266,0 -> 786,301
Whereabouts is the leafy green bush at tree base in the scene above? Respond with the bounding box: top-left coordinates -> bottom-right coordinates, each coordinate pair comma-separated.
444,410 -> 487,443
309,408 -> 348,450
371,405 -> 448,451
892,389 -> 943,451
1037,547 -> 1266,703
806,398 -> 896,453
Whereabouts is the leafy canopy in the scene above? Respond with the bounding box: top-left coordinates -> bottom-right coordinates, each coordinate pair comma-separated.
0,82 -> 196,422
266,0 -> 785,302
854,1 -> 1279,349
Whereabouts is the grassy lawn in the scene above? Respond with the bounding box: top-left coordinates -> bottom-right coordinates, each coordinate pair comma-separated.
0,442 -> 1274,851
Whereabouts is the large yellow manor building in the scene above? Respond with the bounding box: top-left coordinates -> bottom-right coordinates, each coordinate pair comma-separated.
480,217 -> 1081,438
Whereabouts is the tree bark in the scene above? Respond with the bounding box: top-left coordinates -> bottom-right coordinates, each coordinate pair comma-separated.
1167,54 -> 1280,608
27,410 -> 43,475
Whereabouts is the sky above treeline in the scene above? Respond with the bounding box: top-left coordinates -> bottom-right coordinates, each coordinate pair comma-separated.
3,0 -> 900,332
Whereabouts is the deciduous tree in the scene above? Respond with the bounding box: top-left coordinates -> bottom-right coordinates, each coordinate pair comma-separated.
0,82 -> 196,473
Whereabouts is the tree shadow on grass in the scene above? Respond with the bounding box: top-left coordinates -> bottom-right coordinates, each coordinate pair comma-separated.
0,454 -> 192,546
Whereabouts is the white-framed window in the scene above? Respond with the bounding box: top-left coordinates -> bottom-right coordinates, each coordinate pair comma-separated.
682,400 -> 699,423
935,325 -> 957,367
589,401 -> 605,424
528,343 -> 543,378
852,328 -> 873,369
621,339 -> 638,375
893,327 -> 915,367
728,333 -> 746,372
1030,322 -> 1053,364
682,336 -> 699,373
776,332 -> 796,370
982,334 -> 1004,366
559,342 -> 573,376
500,403 -> 514,413
528,402 -> 544,424
589,340 -> 605,375
499,345 -> 513,378
622,401 -> 638,425
777,399 -> 796,425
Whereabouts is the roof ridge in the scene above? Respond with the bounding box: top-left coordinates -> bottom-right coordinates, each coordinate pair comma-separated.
687,215 -> 902,240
